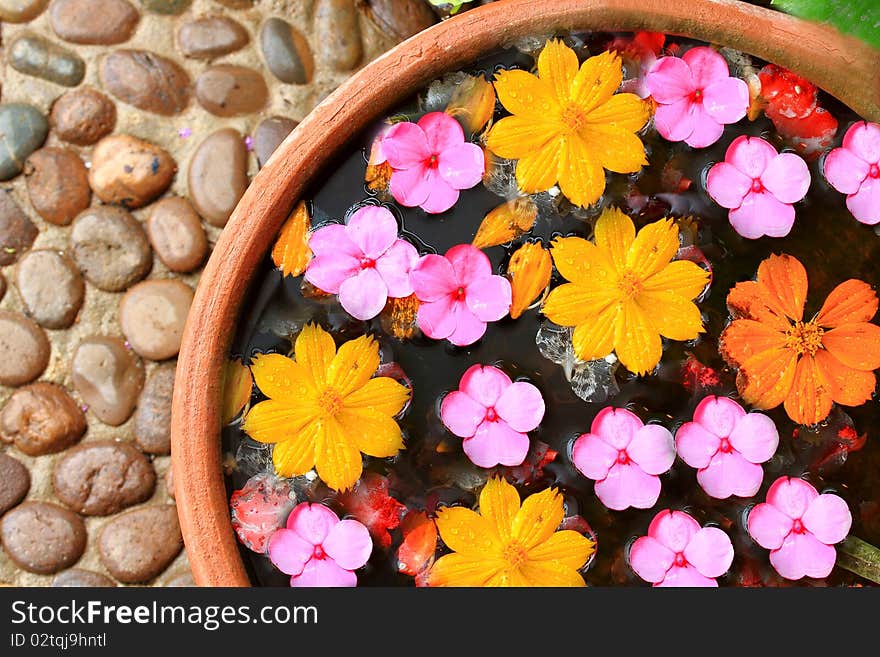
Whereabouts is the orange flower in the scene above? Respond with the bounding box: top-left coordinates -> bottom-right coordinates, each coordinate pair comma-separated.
720,254 -> 880,425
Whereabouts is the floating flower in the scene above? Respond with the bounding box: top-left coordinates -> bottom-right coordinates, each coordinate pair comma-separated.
543,207 -> 709,375
271,200 -> 312,278
380,112 -> 485,214
471,197 -> 538,250
242,324 -> 410,491
268,502 -> 372,587
445,73 -> 496,135
427,477 -> 595,586
507,241 -> 552,319
571,407 -> 675,511
440,364 -> 545,468
630,509 -> 734,587
747,476 -> 852,580
486,40 -> 651,207
720,254 -> 880,425
646,46 -> 749,148
823,121 -> 880,225
675,396 -> 779,499
706,135 -> 810,239
410,244 -> 512,346
304,205 -> 419,320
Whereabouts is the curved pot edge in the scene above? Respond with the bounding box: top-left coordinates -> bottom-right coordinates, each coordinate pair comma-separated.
171,0 -> 880,587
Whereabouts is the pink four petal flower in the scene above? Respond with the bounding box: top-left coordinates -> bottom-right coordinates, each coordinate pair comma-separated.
645,46 -> 749,148
305,205 -> 420,320
630,509 -> 734,587
440,364 -> 545,468
410,244 -> 512,346
706,135 -> 811,239
380,112 -> 485,214
675,396 -> 779,499
571,407 -> 675,511
268,502 -> 372,587
823,121 -> 880,225
747,476 -> 851,581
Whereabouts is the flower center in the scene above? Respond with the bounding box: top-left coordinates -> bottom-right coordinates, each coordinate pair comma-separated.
313,545 -> 326,560
426,153 -> 440,169
617,270 -> 644,300
360,257 -> 376,269
718,437 -> 733,453
869,163 -> 880,179
617,449 -> 631,464
785,320 -> 824,357
791,519 -> 806,534
502,541 -> 529,569
485,407 -> 499,422
691,88 -> 703,103
453,286 -> 466,301
751,178 -> 764,193
317,387 -> 344,417
674,552 -> 688,567
561,104 -> 588,133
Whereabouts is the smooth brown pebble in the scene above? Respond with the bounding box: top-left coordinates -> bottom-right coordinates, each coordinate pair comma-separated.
260,17 -> 314,84
98,505 -> 183,583
24,147 -> 90,226
0,382 -> 86,456
0,0 -> 49,22
50,0 -> 139,45
359,0 -> 436,41
70,206 -> 151,292
99,49 -> 190,115
254,116 -> 298,168
50,87 -> 116,146
0,312 -> 50,387
187,128 -> 248,227
71,336 -> 145,426
88,134 -> 176,208
314,0 -> 362,72
146,197 -> 207,273
133,362 -> 175,454
177,14 -> 248,59
0,192 -> 38,266
0,453 -> 30,515
52,569 -> 116,587
1,502 -> 86,574
53,441 -> 156,515
119,280 -> 193,360
194,64 -> 268,117
15,249 -> 84,329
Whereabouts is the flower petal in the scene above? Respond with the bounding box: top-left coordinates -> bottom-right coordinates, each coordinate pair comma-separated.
728,190 -> 795,239
766,476 -> 819,520
581,125 -> 648,174
441,390 -> 485,439
463,420 -> 530,467
816,279 -> 879,327
418,111 -> 464,153
642,260 -> 710,300
684,527 -> 734,578
516,138 -> 566,195
757,253 -> 809,322
675,421 -> 721,469
846,177 -> 880,225
594,207 -> 635,271
802,494 -> 852,545
382,121 -> 430,169
584,93 -> 651,132
629,536 -> 675,583
466,275 -> 512,322
595,462 -> 661,510
728,412 -> 779,464
683,104 -> 724,149
725,279 -> 791,330
654,99 -> 697,143
486,115 -> 561,160
268,528 -> 313,575
736,346 -> 798,410
636,290 -> 704,341
557,134 -> 608,207
614,299 -> 663,375
493,68 -> 561,118
323,519 -> 373,570
375,239 -> 419,298
287,502 -> 339,544
570,50 -> 623,113
250,352 -> 315,401
411,254 -> 458,302
842,120 -> 880,164
243,399 -> 319,445
543,282 -> 617,329
436,506 -> 499,555
389,165 -> 432,208
314,418 -> 363,491
459,364 -> 512,407
702,76 -> 749,124
343,376 -> 409,416
813,349 -> 876,407
537,39 -> 579,105
308,223 -> 361,258
571,432 -> 619,481
336,408 -> 404,458
295,323 -> 337,389
655,564 -> 717,587
420,169 -> 460,214
697,450 -> 765,498
518,561 -> 586,587
571,305 -> 619,361
783,354 -> 833,426
647,509 -> 701,552
416,296 -> 457,340
327,334 -> 380,397
627,424 -> 676,475
719,319 -> 787,368
438,142 -> 484,190
446,244 -> 491,284
345,206 -> 398,258
512,487 -> 564,550
272,425 -> 318,476
478,477 -> 521,543
305,253 -> 360,294
706,161 -> 752,209
769,532 -> 837,580
645,56 -> 694,104
291,557 -> 357,587
823,146 -> 870,194
527,530 -> 595,571
625,218 -> 679,279
590,406 -> 643,449
727,135 -> 777,178
427,552 -> 502,587
693,395 -> 746,437
747,502 -> 793,550
494,381 -> 545,432
550,233 -> 617,284
682,46 -> 729,89
338,267 -> 388,320
448,306 -> 487,346
761,153 -> 811,204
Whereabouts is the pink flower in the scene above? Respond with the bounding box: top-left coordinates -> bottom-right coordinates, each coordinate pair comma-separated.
706,135 -> 811,239
305,205 -> 419,320
675,396 -> 779,499
410,244 -> 511,346
645,46 -> 749,148
571,407 -> 675,511
823,121 -> 880,225
440,364 -> 545,468
747,476 -> 851,580
630,509 -> 734,587
268,502 -> 372,587
380,112 -> 485,214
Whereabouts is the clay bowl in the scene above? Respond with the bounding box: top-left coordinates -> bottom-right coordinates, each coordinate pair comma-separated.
171,0 -> 880,586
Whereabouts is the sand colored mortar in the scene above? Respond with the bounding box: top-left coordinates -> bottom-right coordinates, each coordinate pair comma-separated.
0,0 -> 397,586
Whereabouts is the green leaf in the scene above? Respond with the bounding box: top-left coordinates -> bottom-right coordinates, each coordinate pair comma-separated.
773,0 -> 880,49
837,535 -> 880,584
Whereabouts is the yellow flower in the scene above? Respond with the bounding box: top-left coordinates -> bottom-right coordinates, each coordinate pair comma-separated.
542,207 -> 709,376
428,477 -> 595,587
486,40 -> 652,207
242,324 -> 410,491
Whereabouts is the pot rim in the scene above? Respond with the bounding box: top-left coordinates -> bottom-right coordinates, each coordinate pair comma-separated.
171,0 -> 880,587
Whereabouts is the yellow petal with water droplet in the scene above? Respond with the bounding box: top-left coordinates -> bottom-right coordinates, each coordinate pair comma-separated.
327,334 -> 380,397
272,423 -> 319,477
613,300 -> 663,376
271,201 -> 312,278
519,560 -> 587,587
446,74 -> 497,135
221,358 -> 253,425
472,197 -> 538,250
241,398 -> 319,445
294,323 -> 336,389
343,376 -> 410,417
478,477 -> 522,542
507,241 -> 552,319
314,417 -> 362,492
527,529 -> 595,571
436,506 -> 501,556
511,487 -> 564,550
337,408 -> 405,458
427,552 -> 502,587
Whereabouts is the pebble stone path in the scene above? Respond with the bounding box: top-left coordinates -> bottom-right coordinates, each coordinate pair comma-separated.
0,0 -> 444,587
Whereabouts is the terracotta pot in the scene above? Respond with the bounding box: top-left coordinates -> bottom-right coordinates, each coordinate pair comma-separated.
171,0 -> 880,586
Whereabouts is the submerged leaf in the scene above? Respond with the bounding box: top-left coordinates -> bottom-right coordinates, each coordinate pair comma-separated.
222,358 -> 253,425
446,74 -> 497,135
472,197 -> 538,249
271,201 -> 312,277
366,161 -> 393,192
507,241 -> 552,319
